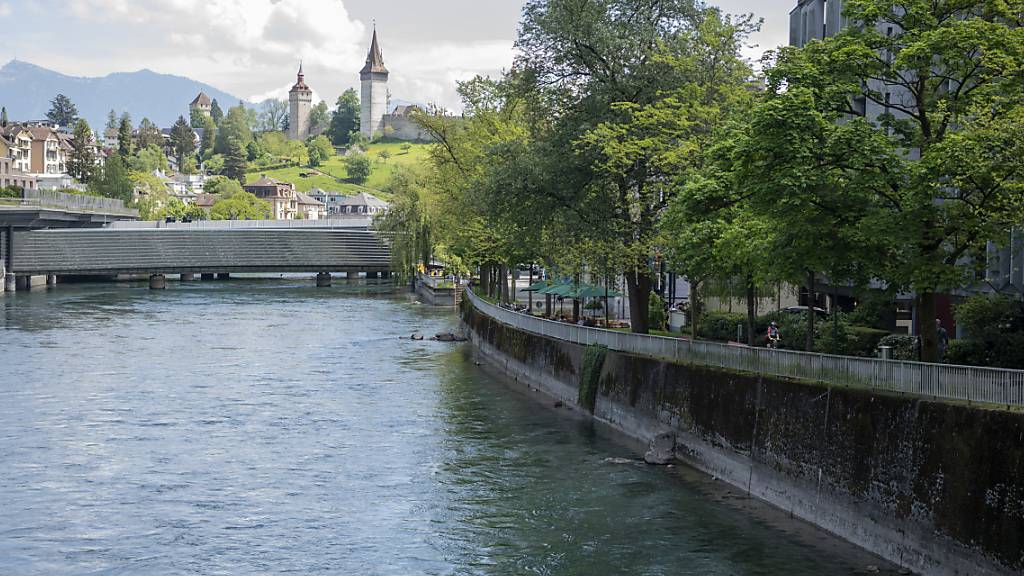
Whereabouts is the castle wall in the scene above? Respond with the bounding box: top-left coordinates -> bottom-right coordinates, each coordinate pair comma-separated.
381,115 -> 433,142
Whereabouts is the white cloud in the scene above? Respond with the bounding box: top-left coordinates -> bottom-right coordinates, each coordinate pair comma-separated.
0,2 -> 12,18
4,0 -> 518,111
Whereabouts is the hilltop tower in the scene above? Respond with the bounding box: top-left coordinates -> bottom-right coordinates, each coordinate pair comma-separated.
190,92 -> 212,118
360,27 -> 389,139
289,62 -> 313,141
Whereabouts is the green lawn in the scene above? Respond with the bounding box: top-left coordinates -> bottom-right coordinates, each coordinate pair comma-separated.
245,141 -> 432,200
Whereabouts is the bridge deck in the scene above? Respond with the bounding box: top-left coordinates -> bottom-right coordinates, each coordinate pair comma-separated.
9,229 -> 392,276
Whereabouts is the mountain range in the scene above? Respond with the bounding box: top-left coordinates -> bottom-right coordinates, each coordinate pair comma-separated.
0,60 -> 245,129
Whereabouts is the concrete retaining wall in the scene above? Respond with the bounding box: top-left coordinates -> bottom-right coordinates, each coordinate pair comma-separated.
462,299 -> 1024,576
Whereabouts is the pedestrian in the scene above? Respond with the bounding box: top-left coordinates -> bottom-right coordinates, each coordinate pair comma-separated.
936,319 -> 949,359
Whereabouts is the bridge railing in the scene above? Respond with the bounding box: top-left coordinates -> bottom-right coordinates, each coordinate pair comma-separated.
108,218 -> 373,230
21,189 -> 138,217
465,287 -> 1024,408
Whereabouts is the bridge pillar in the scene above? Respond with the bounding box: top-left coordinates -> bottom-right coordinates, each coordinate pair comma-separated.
180,273 -> 196,282
46,275 -> 57,286
316,272 -> 332,288
381,271 -> 391,280
201,273 -> 215,281
216,273 -> 230,280
366,271 -> 379,280
4,273 -> 14,293
149,274 -> 166,290
15,275 -> 31,291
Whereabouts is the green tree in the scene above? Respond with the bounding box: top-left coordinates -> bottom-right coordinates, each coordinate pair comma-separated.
328,88 -> 360,145
210,99 -> 224,125
745,0 -> 1024,361
170,116 -> 197,171
90,153 -> 133,202
204,154 -> 225,175
210,191 -> 271,220
128,145 -> 168,173
204,175 -> 243,197
377,149 -> 391,163
1,106 -> 8,127
223,138 -> 248,184
105,109 -> 118,131
345,153 -> 371,183
258,99 -> 288,133
117,116 -> 134,158
199,114 -> 217,160
190,107 -> 207,129
511,0 -> 711,332
309,101 -> 330,136
67,119 -> 97,183
306,135 -> 333,168
136,118 -> 163,150
215,103 -> 254,155
46,94 -> 78,127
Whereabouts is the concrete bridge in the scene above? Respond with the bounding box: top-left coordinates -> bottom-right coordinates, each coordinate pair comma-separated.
1,227 -> 392,291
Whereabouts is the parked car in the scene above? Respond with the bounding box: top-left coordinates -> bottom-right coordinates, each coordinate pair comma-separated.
783,305 -> 828,317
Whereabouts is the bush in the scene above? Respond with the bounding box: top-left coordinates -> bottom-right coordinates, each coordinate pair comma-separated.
945,339 -> 989,367
699,312 -> 746,342
0,186 -> 23,198
848,326 -> 891,357
946,333 -> 1024,369
955,294 -> 1024,339
345,153 -> 371,183
878,334 -> 919,361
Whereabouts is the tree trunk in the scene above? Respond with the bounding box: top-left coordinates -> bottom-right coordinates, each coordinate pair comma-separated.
480,264 -> 491,297
498,264 -> 509,304
691,278 -> 702,340
626,268 -> 652,334
806,270 -> 816,352
746,275 -> 756,347
918,290 -> 939,363
528,264 -> 534,311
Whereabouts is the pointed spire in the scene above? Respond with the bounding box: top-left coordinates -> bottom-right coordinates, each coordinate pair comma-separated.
291,60 -> 310,93
360,25 -> 389,77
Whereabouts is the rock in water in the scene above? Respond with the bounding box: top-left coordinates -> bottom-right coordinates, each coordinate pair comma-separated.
411,333 -> 424,341
604,457 -> 634,465
644,432 -> 676,465
433,332 -> 468,342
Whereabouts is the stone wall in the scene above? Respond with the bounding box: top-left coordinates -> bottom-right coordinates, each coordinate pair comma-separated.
381,115 -> 434,142
462,299 -> 1024,576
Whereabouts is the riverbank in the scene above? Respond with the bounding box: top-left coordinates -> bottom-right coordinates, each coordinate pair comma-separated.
461,290 -> 1024,576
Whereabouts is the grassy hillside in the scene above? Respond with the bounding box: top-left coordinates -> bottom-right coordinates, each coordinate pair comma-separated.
245,141 -> 432,200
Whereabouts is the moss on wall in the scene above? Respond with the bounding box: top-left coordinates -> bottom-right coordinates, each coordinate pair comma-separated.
578,345 -> 607,413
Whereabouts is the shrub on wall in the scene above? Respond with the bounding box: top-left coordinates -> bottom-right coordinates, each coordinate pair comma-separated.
699,312 -> 746,342
578,345 -> 607,413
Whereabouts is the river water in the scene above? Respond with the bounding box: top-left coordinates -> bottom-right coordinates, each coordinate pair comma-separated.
0,279 -> 896,575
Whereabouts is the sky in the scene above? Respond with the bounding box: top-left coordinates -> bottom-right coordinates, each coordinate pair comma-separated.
0,0 -> 794,111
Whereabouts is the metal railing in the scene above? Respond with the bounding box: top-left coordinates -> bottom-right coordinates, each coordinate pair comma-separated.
465,288 -> 1024,408
21,189 -> 138,217
108,218 -> 372,230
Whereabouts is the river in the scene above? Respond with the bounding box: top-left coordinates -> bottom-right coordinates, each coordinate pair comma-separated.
0,278 -> 897,575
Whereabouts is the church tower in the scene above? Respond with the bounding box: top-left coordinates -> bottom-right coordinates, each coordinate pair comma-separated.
360,27 -> 389,139
289,62 -> 313,141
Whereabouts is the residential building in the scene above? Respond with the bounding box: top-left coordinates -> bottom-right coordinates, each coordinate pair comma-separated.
295,191 -> 325,220
244,175 -> 299,220
0,136 -> 38,190
288,63 -> 313,141
28,126 -> 64,175
1,125 -> 33,173
307,188 -> 351,215
334,192 -> 388,217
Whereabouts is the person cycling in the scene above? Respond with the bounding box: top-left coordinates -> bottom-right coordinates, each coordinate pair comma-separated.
766,322 -> 781,349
